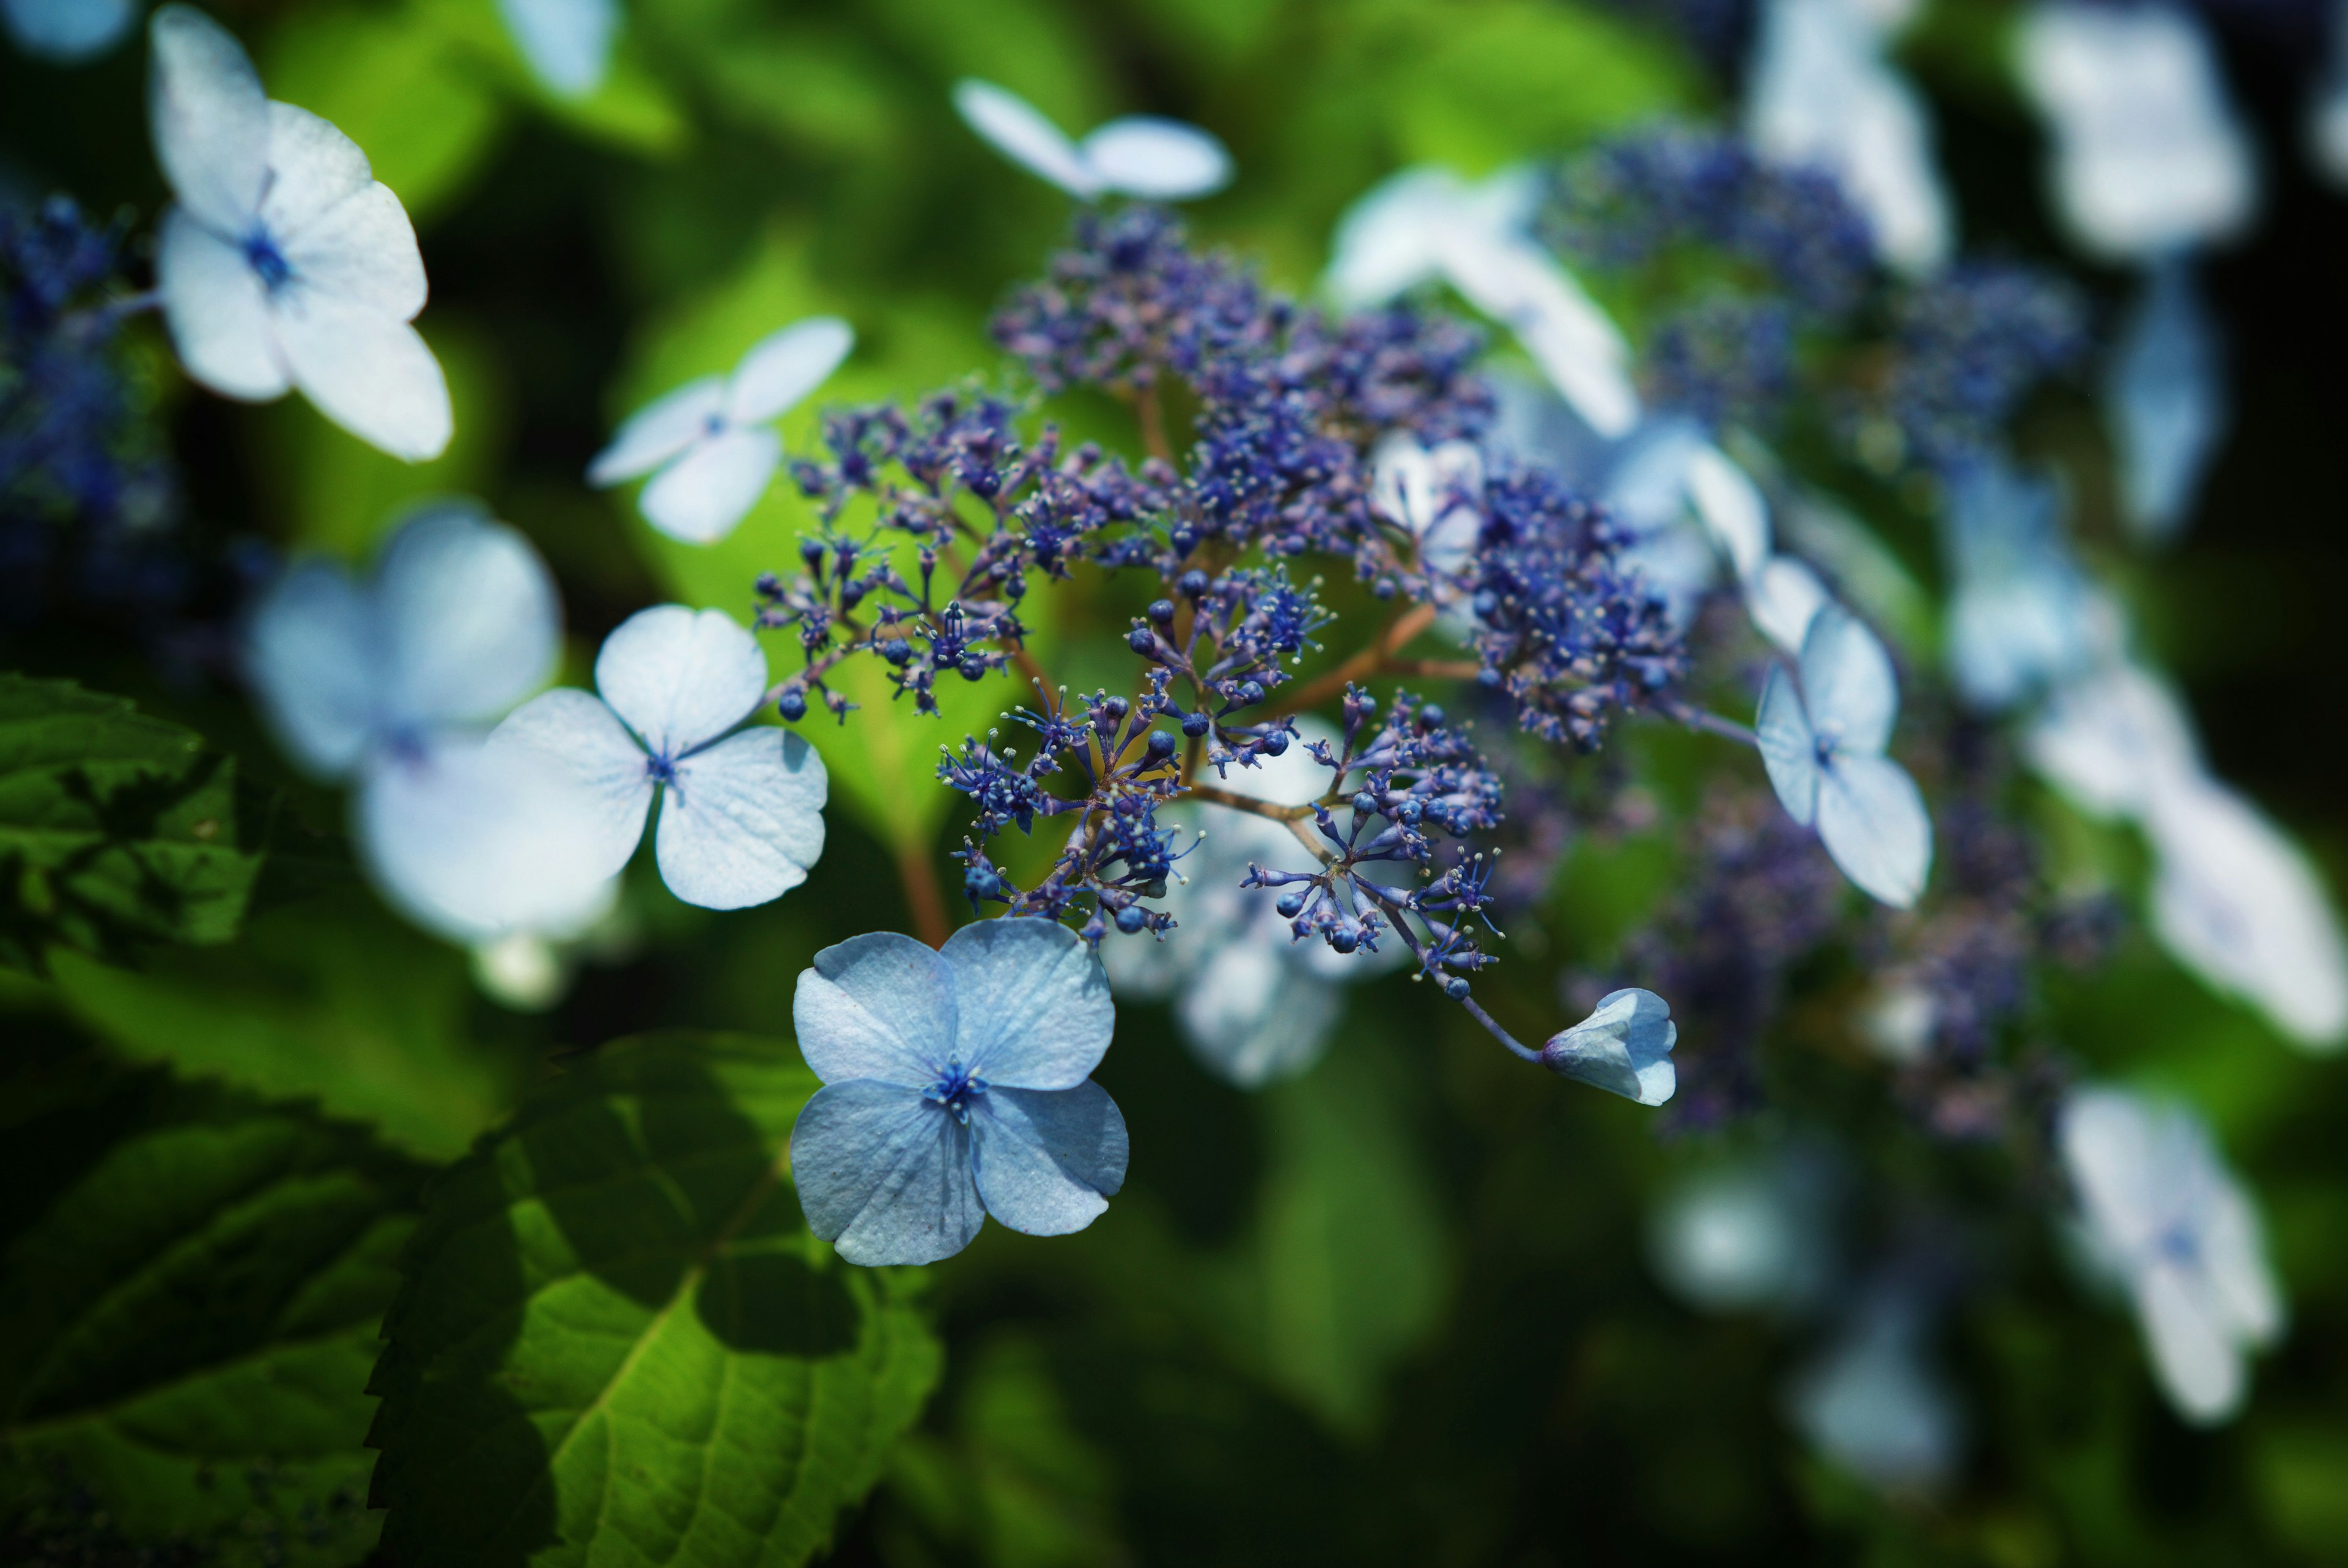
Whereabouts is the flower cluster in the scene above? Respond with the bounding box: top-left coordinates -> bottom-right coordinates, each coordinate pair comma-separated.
1872,262 -> 2089,476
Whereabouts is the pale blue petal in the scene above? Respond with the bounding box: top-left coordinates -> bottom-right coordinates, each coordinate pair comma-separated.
1176,940 -> 1340,1088
2108,260 -> 2224,544
654,727 -> 827,910
792,931 -> 956,1088
1744,556 -> 1829,657
1941,458 -> 2092,711
372,504 -> 559,726
638,425 -> 779,544
789,1081 -> 983,1267
148,5 -> 268,233
4,0 -> 135,62
1799,605 -> 1897,756
1685,444 -> 1770,579
940,918 -> 1115,1089
257,101 -> 374,246
1321,166 -> 1461,310
970,1083 -> 1128,1236
1080,116 -> 1232,200
594,604 -> 768,757
157,207 -> 286,401
496,0 -> 616,97
1540,987 -> 1677,1105
1817,751 -> 1932,908
488,689 -> 653,883
2136,1262 -> 2245,1423
270,160 -> 426,319
243,559 -> 378,778
1755,664 -> 1819,826
273,289 -> 451,462
1787,1303 -> 1961,1488
589,376 -> 725,486
726,316 -> 854,426
951,78 -> 1095,197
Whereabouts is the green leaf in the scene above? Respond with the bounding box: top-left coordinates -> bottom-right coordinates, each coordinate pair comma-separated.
45,888 -> 524,1163
0,675 -> 271,973
0,1056 -> 427,1566
369,1031 -> 942,1566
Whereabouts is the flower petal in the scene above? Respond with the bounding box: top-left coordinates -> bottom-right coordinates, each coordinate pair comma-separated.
793,930 -> 956,1087
2023,659 -> 2198,819
276,175 -> 427,320
243,559 -> 377,778
951,78 -> 1096,197
259,101 -> 373,243
1799,604 -> 1897,756
273,289 -> 451,461
789,1081 -> 983,1267
1079,116 -> 1232,200
496,0 -> 618,97
638,425 -> 780,544
1684,444 -> 1771,580
1440,231 -> 1637,438
588,378 -> 725,486
1177,940 -> 1340,1088
1755,664 -> 1819,826
2106,258 -> 2224,544
654,727 -> 827,910
488,689 -> 654,883
1540,987 -> 1677,1105
970,1083 -> 1128,1236
940,918 -> 1114,1089
4,0 -> 135,62
1744,555 -> 1830,657
2135,1261 -> 2245,1424
1321,166 -> 1463,310
593,604 -> 768,757
157,207 -> 288,401
372,504 -> 559,726
726,317 -> 854,427
147,5 -> 268,233
1816,751 -> 1932,908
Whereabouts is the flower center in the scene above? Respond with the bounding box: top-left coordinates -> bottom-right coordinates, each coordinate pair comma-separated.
2156,1220 -> 2201,1268
243,228 -> 293,293
923,1059 -> 989,1124
644,750 -> 679,786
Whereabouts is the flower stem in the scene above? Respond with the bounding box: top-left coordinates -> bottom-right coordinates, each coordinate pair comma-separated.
1133,382 -> 1173,465
1274,600 -> 1442,716
896,837 -> 951,948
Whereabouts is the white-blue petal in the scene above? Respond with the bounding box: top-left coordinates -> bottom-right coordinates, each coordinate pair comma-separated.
1799,605 -> 1898,756
655,727 -> 827,910
1745,555 -> 1830,657
4,0 -> 135,62
2107,259 -> 2224,544
589,376 -> 725,487
793,931 -> 957,1088
1755,664 -> 1819,826
594,604 -> 769,759
970,1083 -> 1128,1236
272,289 -> 452,463
726,316 -> 854,427
1321,166 -> 1461,310
638,425 -> 780,544
1541,987 -> 1677,1105
147,5 -> 268,234
951,78 -> 1097,198
1685,444 -> 1771,580
157,207 -> 286,401
1080,116 -> 1231,200
940,918 -> 1114,1090
1178,938 -> 1341,1088
257,101 -> 374,245
270,160 -> 426,320
1816,751 -> 1932,908
496,0 -> 616,97
789,1081 -> 984,1267
372,504 -> 559,726
488,689 -> 654,883
243,559 -> 377,779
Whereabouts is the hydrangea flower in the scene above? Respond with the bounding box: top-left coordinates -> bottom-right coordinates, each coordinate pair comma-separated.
1756,605 -> 1932,907
3,0 -> 136,61
490,605 -> 828,911
2060,1086 -> 2283,1423
1786,1285 -> 1962,1490
146,6 -> 451,461
589,316 -> 852,545
1940,456 -> 2098,712
1648,1150 -> 1837,1314
1325,166 -> 1639,438
1744,0 -> 1952,274
952,78 -> 1230,202
497,0 -> 617,97
243,502 -> 611,940
1539,987 -> 1678,1105
790,919 -> 1129,1266
2105,258 -> 2225,544
2016,1 -> 2253,260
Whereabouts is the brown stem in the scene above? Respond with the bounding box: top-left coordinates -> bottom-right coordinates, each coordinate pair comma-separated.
1133,382 -> 1173,465
895,837 -> 951,949
1184,784 -> 1320,822
1272,601 -> 1441,716
1387,658 -> 1482,681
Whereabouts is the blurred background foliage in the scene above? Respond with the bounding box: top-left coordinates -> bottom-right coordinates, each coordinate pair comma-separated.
5,0 -> 2348,1563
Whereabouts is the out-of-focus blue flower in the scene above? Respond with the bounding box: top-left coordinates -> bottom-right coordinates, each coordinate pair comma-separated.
243,503 -> 613,940
1540,987 -> 1678,1104
3,0 -> 136,62
2310,0 -> 2348,186
1941,455 -> 2098,711
146,6 -> 451,461
2106,258 -> 2226,543
2017,1 -> 2254,261
591,317 -> 852,544
1879,262 -> 2088,476
1650,1149 -> 1840,1313
1786,1284 -> 1963,1489
953,79 -> 1230,202
2061,1085 -> 2282,1423
1744,0 -> 1952,274
1756,605 -> 1932,907
790,919 -> 1128,1265
2023,653 -> 2195,820
491,605 -> 828,911
497,0 -> 617,98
